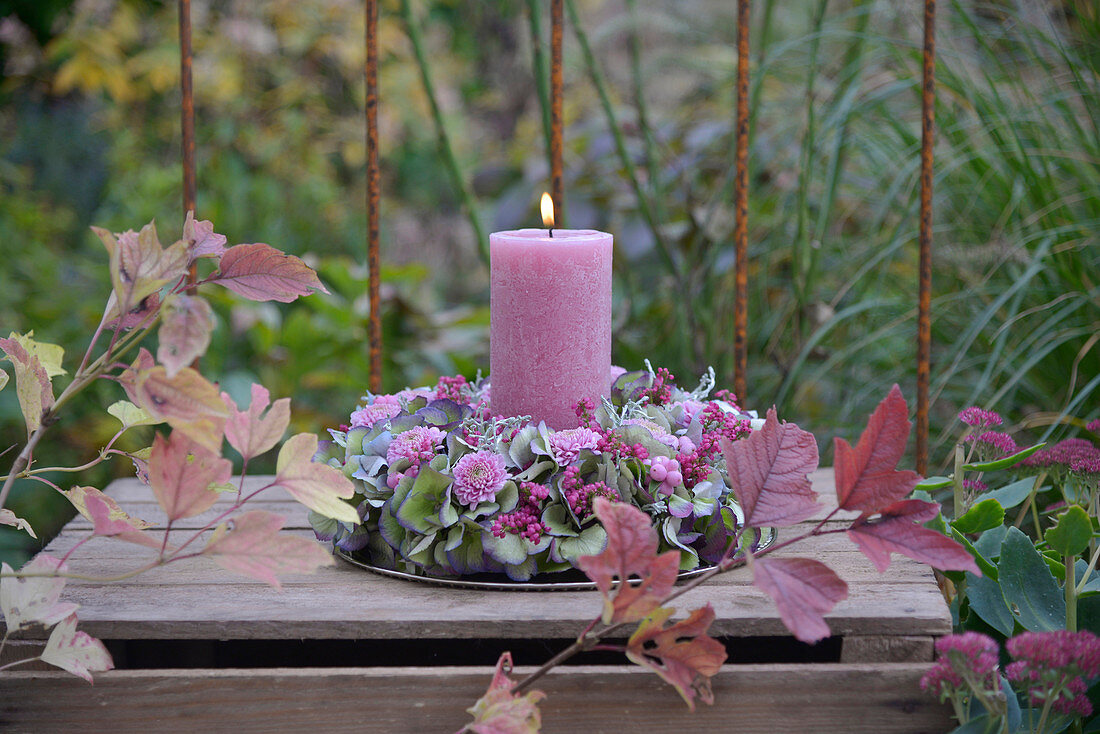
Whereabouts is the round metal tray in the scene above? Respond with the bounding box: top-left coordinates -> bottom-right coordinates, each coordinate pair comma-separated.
335,527 -> 775,591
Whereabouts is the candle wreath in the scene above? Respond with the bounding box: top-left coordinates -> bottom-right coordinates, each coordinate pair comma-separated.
310,365 -> 774,580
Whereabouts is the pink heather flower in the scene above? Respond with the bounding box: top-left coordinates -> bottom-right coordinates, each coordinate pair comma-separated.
921,632 -> 1000,698
1006,630 -> 1100,717
452,451 -> 509,506
1088,418 -> 1100,434
386,425 -> 446,476
959,407 -> 1004,429
646,455 -> 684,497
547,427 -> 601,465
350,402 -> 402,428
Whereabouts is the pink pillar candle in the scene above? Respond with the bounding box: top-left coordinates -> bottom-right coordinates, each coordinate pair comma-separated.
490,228 -> 613,428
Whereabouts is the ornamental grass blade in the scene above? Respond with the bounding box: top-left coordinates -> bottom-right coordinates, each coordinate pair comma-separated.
223,383 -> 291,461
157,295 -> 215,378
40,615 -> 114,683
210,243 -> 328,303
122,359 -> 228,453
201,510 -> 336,588
625,604 -> 727,710
847,500 -> 980,574
833,385 -> 921,514
575,497 -> 680,625
274,433 -> 358,524
0,554 -> 78,632
0,335 -> 54,436
465,652 -> 545,734
148,431 -> 232,522
752,556 -> 848,643
720,407 -> 821,527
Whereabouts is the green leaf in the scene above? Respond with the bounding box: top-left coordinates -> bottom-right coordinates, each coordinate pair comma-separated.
554,524 -> 608,564
964,570 -> 1015,636
998,526 -> 1066,631
974,525 -> 1008,561
395,467 -> 452,534
541,504 -> 579,537
482,531 -> 528,565
914,476 -> 953,491
1044,505 -> 1092,558
107,400 -> 160,429
949,527 -> 998,580
952,499 -> 1005,534
983,478 -> 1038,510
495,481 -> 519,513
962,443 -> 1045,472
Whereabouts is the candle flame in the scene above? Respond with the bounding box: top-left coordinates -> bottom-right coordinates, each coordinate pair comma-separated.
540,192 -> 555,228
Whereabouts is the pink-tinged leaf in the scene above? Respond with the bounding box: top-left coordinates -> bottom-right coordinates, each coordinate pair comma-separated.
40,615 -> 113,683
0,509 -> 36,538
720,407 -> 821,527
109,222 -> 188,312
0,336 -> 54,436
62,486 -> 160,549
148,431 -> 232,521
157,295 -> 215,378
201,511 -> 335,588
104,291 -> 161,331
210,243 -> 328,303
183,211 -> 227,259
0,554 -> 79,632
625,605 -> 727,710
848,509 -> 980,574
834,385 -> 921,514
121,359 -> 228,453
223,383 -> 291,461
274,433 -> 358,524
465,652 -> 545,734
753,557 -> 848,643
575,498 -> 681,625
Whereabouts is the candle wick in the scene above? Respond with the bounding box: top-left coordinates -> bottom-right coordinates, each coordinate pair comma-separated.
548,228 -> 554,238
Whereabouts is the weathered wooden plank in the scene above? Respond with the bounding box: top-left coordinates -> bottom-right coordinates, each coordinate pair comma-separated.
0,663 -> 953,733
0,640 -> 49,670
841,636 -> 935,663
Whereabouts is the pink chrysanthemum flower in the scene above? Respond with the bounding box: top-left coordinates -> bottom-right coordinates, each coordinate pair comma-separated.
547,427 -> 601,465
959,407 -> 1004,429
385,426 -> 446,487
1006,630 -> 1100,717
350,402 -> 402,428
452,451 -> 509,506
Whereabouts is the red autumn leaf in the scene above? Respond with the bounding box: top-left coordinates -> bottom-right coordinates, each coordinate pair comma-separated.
0,554 -> 79,632
40,614 -> 114,683
0,509 -> 36,538
752,557 -> 848,643
576,498 -> 681,625
465,652 -> 545,734
104,291 -> 161,331
201,510 -> 336,588
720,407 -> 821,527
847,501 -> 980,574
157,295 -> 214,378
109,222 -> 188,313
210,243 -> 328,303
182,211 -> 227,259
148,431 -> 232,522
833,385 -> 921,514
63,486 -> 161,549
625,604 -> 727,710
0,336 -> 54,436
120,356 -> 228,453
223,383 -> 291,461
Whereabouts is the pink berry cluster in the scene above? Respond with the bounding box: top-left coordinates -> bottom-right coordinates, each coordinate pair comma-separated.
573,397 -> 598,429
1006,630 -> 1100,717
713,389 -> 740,409
958,406 -> 1004,429
561,466 -> 619,519
675,404 -> 752,488
646,455 -> 684,497
490,482 -> 551,543
596,431 -> 650,463
920,632 -> 1000,700
638,368 -> 675,406
435,374 -> 470,403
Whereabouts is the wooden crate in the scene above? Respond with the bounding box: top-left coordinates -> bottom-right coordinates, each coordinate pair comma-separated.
0,469 -> 954,733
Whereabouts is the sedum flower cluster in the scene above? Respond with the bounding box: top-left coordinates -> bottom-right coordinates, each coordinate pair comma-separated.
310,366 -> 766,580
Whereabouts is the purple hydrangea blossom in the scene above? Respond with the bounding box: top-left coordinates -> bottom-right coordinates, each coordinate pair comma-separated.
452,451 -> 509,506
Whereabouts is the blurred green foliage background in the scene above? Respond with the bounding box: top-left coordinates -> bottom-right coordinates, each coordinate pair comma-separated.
0,0 -> 1097,565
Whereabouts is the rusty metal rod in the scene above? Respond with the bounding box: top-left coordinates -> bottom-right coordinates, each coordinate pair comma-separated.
733,0 -> 750,402
917,0 -> 936,476
179,0 -> 196,291
366,0 -> 382,393
550,0 -> 564,222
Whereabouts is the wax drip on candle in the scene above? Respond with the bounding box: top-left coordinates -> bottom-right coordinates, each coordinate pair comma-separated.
540,191 -> 555,238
